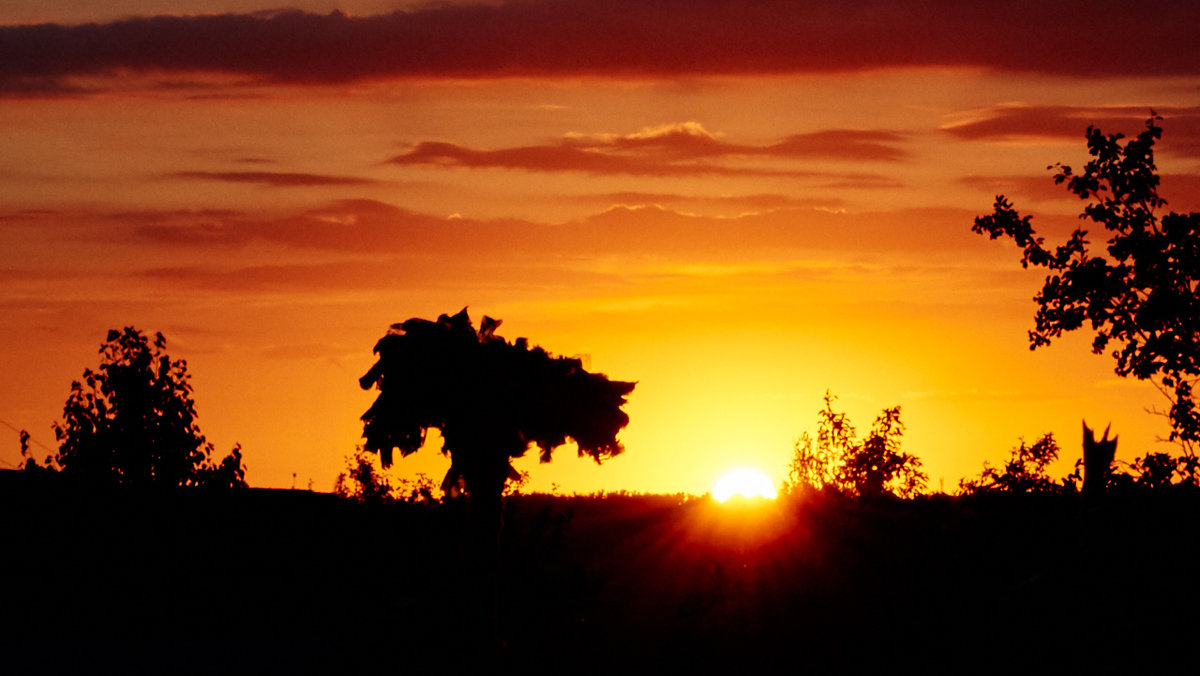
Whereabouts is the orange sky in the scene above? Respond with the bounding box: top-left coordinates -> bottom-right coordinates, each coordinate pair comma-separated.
2,2 -> 1199,495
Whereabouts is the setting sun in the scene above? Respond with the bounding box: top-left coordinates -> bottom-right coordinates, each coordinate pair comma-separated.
712,468 -> 779,502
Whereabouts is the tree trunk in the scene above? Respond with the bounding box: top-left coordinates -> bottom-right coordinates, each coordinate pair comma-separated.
460,455 -> 509,658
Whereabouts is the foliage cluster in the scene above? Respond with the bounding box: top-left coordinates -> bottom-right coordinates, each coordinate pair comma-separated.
1110,452 -> 1200,490
972,114 -> 1200,450
23,327 -> 246,488
786,392 -> 927,499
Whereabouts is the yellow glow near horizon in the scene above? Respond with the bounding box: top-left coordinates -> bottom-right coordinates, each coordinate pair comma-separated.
712,467 -> 778,502
0,37 -> 1193,498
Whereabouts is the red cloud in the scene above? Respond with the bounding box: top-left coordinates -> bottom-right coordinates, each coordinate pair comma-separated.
1,1 -> 1196,93
122,198 -> 982,264
169,171 -> 380,187
389,123 -> 908,175
765,131 -> 910,162
943,105 -> 1200,157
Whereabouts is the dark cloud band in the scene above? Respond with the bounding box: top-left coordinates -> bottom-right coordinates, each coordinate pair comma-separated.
1,1 -> 1196,92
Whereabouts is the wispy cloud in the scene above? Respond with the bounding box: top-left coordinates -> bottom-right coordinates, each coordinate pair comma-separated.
389,123 -> 908,176
113,198 -> 983,261
579,192 -> 849,214
169,171 -> 380,187
2,1 -> 1196,94
942,105 -> 1200,157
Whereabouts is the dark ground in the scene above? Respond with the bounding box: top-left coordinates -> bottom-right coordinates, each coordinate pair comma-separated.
3,469 -> 1198,673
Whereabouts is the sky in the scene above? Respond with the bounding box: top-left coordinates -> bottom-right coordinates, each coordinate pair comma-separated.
1,1 -> 1199,495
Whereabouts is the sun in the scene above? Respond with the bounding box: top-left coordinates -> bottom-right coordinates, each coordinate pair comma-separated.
712,467 -> 778,502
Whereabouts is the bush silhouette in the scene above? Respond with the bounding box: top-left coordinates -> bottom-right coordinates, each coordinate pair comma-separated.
959,433 -> 1071,495
333,447 -> 437,504
786,392 -> 926,498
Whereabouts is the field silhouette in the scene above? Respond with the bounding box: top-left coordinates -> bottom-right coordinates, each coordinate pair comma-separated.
4,469 -> 1198,672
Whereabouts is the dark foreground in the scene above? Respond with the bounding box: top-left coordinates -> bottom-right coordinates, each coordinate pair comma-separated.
3,470 -> 1198,673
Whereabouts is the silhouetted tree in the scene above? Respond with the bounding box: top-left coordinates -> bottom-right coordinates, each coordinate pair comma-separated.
38,327 -> 247,488
786,392 -> 926,499
959,433 -> 1071,495
359,309 -> 635,505
358,309 -> 633,647
972,114 -> 1200,451
359,308 -> 634,639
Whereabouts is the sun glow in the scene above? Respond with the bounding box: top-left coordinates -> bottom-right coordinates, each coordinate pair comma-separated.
712,467 -> 778,502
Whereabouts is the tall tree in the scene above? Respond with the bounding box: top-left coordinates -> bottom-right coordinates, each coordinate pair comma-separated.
47,327 -> 247,488
972,114 -> 1200,451
358,309 -> 634,643
359,308 -> 634,534
359,309 -> 635,495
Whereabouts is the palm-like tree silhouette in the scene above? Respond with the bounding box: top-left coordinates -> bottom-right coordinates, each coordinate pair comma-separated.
359,308 -> 635,515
